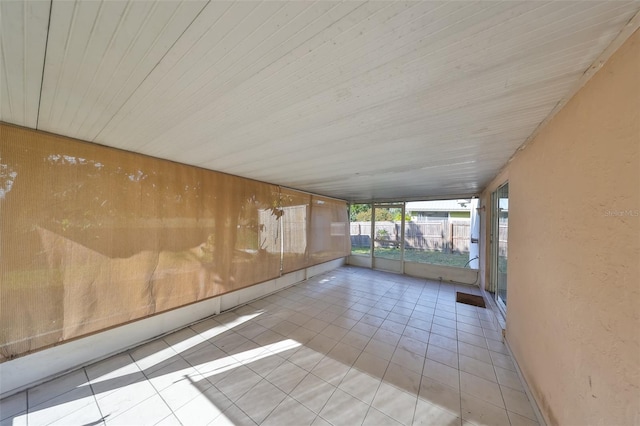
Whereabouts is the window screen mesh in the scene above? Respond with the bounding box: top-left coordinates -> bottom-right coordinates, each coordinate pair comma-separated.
0,124 -> 349,360
280,188 -> 311,273
309,196 -> 350,265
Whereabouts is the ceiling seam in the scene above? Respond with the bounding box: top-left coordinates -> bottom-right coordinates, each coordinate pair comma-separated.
147,0 -> 302,129
92,1 -> 235,144
1,13 -> 13,118
482,6 -> 640,194
200,3 -> 620,168
116,1 -> 394,153
22,0 -> 27,123
210,3 -> 583,154
133,1 -> 284,141
55,1 -> 107,132
43,0 -> 81,129
66,1 -> 142,134
35,0 -> 53,130
111,0 -> 278,150
171,3 -> 521,159
72,2 -> 178,136
148,1 -> 425,157
90,0 -> 212,143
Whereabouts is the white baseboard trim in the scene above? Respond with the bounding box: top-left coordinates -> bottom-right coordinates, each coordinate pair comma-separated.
0,257 -> 345,398
480,288 -> 547,426
503,336 -> 548,426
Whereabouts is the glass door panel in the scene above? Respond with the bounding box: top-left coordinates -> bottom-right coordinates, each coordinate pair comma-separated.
373,204 -> 404,260
349,204 -> 372,256
495,183 -> 509,310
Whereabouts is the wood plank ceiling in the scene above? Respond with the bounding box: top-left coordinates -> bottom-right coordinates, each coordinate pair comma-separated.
2,1 -> 639,202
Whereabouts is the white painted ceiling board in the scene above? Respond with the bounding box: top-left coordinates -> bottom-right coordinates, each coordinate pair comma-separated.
38,0 -> 120,135
69,0 -> 209,140
145,2 -> 616,165
92,0 -> 239,144
96,1 -> 374,151
0,0 -> 50,128
162,2 -> 486,159
1,1 -> 638,202
37,0 -> 208,138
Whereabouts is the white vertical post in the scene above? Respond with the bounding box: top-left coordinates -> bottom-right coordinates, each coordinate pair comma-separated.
400,203 -> 406,274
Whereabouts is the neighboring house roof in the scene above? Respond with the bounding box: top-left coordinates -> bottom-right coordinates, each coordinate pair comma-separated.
406,200 -> 471,212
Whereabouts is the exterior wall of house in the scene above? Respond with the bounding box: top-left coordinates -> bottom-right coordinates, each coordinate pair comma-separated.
480,30 -> 639,425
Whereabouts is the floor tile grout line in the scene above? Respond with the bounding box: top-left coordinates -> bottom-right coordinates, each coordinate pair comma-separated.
27,369 -> 108,425
412,278 -> 439,425
432,282 -> 464,424
322,279 -> 408,424
454,290 -> 468,426
26,367 -> 102,424
172,335 -> 245,418
227,294 -> 343,423
102,387 -> 164,425
25,383 -> 30,424
409,280 -> 430,426
9,267 -> 538,426
457,289 -> 520,425
93,352 -> 172,425
83,367 -> 107,426
295,370 -> 340,422
359,334 -> 394,426
228,377 -> 285,426
134,344 -> 203,425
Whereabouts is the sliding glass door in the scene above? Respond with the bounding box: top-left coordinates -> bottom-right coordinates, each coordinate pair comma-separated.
491,183 -> 509,312
372,204 -> 405,272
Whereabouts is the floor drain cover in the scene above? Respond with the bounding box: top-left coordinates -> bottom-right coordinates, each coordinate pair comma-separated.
456,292 -> 486,308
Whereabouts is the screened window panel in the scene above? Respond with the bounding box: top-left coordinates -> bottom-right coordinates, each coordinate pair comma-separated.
0,125 -> 283,359
309,196 -> 350,264
280,188 -> 311,273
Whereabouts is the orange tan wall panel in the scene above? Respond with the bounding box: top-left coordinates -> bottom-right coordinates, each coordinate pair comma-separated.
0,124 -> 348,360
309,196 -> 350,265
280,188 -> 312,273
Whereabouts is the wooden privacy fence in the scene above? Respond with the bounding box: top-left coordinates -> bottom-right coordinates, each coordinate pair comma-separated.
350,221 -> 471,253
350,223 -> 372,249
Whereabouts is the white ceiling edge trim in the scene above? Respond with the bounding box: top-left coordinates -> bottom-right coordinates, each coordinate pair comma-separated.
486,9 -> 640,186
349,193 -> 481,205
278,185 -> 350,203
0,120 -> 353,205
341,11 -> 640,205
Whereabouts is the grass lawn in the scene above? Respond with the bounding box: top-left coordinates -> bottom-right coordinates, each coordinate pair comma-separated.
351,247 -> 473,268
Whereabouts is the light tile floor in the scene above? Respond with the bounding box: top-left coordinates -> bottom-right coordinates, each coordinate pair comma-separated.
0,266 -> 540,426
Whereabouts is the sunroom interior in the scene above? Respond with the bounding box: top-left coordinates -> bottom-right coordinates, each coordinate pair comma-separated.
1,2 -> 639,426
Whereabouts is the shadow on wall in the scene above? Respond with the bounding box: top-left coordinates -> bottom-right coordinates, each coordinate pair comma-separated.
0,125 -> 349,361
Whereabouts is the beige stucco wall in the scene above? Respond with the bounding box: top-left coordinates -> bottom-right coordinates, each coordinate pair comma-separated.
480,30 -> 639,425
